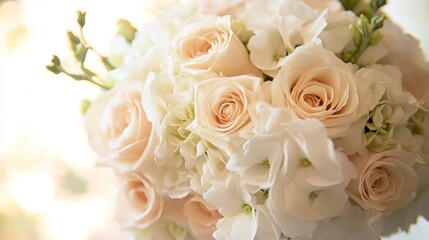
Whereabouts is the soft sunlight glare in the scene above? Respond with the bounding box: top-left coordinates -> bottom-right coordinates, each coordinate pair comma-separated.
42,199 -> 111,240
10,172 -> 55,214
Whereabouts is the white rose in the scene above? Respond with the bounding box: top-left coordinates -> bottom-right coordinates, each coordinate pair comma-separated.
85,83 -> 154,173
347,149 -> 418,212
116,172 -> 164,229
271,42 -> 375,138
189,75 -> 266,155
379,20 -> 429,111
174,15 -> 262,77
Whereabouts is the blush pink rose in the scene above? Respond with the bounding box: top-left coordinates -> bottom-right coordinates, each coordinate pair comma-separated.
183,194 -> 221,239
85,83 -> 154,173
116,172 -> 164,229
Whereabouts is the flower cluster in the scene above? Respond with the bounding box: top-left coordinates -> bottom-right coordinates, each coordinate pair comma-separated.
48,0 -> 429,239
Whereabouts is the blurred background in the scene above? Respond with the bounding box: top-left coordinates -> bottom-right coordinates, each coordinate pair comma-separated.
0,0 -> 428,239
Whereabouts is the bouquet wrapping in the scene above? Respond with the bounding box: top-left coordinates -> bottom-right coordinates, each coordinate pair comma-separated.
48,0 -> 429,239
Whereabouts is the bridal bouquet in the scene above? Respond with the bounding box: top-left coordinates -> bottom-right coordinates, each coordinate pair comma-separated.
47,0 -> 429,239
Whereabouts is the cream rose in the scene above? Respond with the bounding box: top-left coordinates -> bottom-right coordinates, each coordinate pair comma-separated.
189,75 -> 265,154
85,83 -> 153,173
116,172 -> 164,229
174,15 -> 262,77
347,149 -> 418,213
271,42 -> 371,137
183,194 -> 221,239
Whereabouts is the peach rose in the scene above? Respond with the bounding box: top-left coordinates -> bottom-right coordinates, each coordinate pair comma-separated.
271,43 -> 372,138
116,172 -> 164,229
183,194 -> 221,239
347,149 -> 418,213
189,75 -> 266,153
85,83 -> 153,173
175,15 -> 262,77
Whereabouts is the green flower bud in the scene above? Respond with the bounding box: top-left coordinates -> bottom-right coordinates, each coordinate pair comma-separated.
80,99 -> 91,115
341,51 -> 354,63
77,11 -> 86,28
370,0 -> 387,11
371,14 -> 386,30
349,24 -> 362,46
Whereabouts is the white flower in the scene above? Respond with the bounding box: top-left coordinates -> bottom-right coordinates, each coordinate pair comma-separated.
141,71 -> 174,123
266,119 -> 356,238
379,20 -> 429,111
357,65 -> 419,153
173,15 -> 261,77
319,10 -> 356,54
227,135 -> 284,193
204,175 -> 258,240
199,146 -> 231,193
255,205 -> 282,240
312,207 -> 380,240
271,42 -> 379,138
247,0 -> 327,77
108,3 -> 199,83
246,101 -> 300,134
